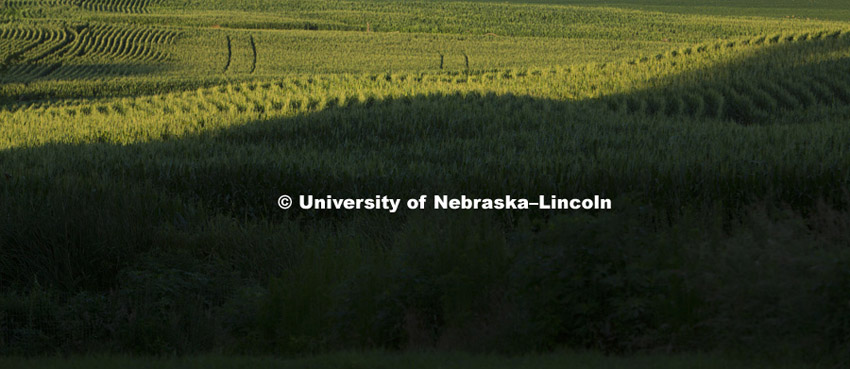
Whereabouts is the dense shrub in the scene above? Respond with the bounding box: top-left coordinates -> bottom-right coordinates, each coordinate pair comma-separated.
509,205 -> 668,353
0,256 -> 254,355
3,202 -> 850,359
332,213 -> 516,351
323,203 -> 850,356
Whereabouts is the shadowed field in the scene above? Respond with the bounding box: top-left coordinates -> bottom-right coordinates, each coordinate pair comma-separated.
0,351 -> 827,369
2,0 -> 850,363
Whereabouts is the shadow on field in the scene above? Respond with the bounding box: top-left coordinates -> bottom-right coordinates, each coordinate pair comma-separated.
2,32 -> 850,287
0,63 -> 169,83
0,63 -> 176,106
599,31 -> 850,123
1,32 -> 850,357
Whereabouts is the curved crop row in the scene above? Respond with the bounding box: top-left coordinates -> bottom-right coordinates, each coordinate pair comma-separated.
1,0 -> 76,8
3,26 -> 848,118
1,27 -> 81,79
597,29 -> 850,124
69,24 -> 176,62
18,27 -> 73,64
0,25 -> 46,41
626,30 -> 844,67
601,68 -> 850,124
0,22 -> 177,81
3,0 -> 161,14
0,26 -> 52,66
79,0 -> 162,14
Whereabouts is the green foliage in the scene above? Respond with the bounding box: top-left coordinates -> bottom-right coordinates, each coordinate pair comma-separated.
0,257 -> 257,355
236,204 -> 850,357
332,213 -> 515,351
259,239 -> 369,354
3,0 -> 850,362
510,205 -> 666,352
1,0 -> 847,99
1,6 -> 20,21
0,21 -> 177,85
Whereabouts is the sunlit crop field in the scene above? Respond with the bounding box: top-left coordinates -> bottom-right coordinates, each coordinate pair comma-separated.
1,0 -> 850,364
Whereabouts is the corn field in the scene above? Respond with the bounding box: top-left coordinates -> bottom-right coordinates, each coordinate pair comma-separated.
2,0 -> 850,361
